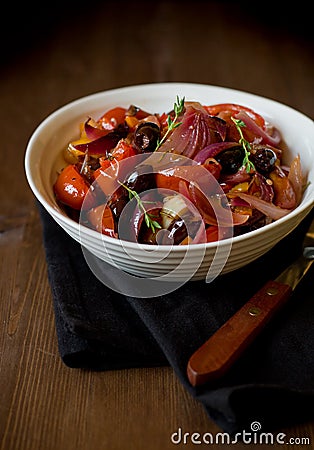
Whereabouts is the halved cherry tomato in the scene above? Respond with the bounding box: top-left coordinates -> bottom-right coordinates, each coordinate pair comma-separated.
87,204 -> 117,238
54,164 -> 90,210
205,225 -> 232,242
205,226 -> 219,242
93,141 -> 137,196
269,169 -> 297,209
155,165 -> 218,193
98,107 -> 127,131
93,165 -> 120,198
202,158 -> 222,179
97,140 -> 137,170
204,103 -> 266,129
205,103 -> 267,144
156,112 -> 169,128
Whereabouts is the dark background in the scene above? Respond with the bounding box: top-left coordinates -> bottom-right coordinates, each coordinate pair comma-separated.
2,2 -> 313,213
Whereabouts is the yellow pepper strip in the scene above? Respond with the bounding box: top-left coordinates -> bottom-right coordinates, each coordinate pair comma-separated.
125,116 -> 139,129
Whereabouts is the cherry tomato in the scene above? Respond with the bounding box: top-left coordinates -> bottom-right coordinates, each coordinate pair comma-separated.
54,164 -> 90,210
205,226 -> 219,242
155,165 -> 218,193
205,103 -> 266,129
269,170 -> 297,209
87,204 -> 117,238
98,107 -> 127,130
205,103 -> 267,143
93,141 -> 137,197
202,158 -> 222,179
206,225 -> 231,242
157,112 -> 169,128
93,165 -> 120,198
98,140 -> 137,170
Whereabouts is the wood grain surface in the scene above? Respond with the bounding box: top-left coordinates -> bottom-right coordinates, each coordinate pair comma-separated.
1,2 -> 313,449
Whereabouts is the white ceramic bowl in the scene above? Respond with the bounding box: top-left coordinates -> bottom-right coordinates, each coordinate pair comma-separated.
25,83 -> 314,285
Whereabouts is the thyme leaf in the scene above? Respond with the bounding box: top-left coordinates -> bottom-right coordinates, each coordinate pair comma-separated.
231,117 -> 256,173
119,182 -> 162,234
155,95 -> 185,151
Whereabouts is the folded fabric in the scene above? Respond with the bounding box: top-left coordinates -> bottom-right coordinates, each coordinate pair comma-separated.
38,203 -> 314,435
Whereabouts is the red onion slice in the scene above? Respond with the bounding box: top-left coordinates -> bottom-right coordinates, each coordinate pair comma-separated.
249,173 -> 274,202
188,182 -> 249,226
232,192 -> 291,220
84,118 -> 110,140
235,111 -> 281,146
221,167 -> 251,185
73,131 -> 125,156
159,106 -> 227,159
288,154 -> 304,206
193,142 -> 239,164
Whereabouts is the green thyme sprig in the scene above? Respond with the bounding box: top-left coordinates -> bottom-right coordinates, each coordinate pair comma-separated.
155,95 -> 185,151
119,182 -> 162,233
231,117 -> 256,173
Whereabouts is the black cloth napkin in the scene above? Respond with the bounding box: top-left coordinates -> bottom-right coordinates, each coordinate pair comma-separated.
38,203 -> 314,435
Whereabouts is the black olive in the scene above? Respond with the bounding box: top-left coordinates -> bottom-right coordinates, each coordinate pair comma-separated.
164,217 -> 202,245
215,146 -> 245,174
125,164 -> 156,194
167,219 -> 188,245
138,227 -> 158,245
138,218 -> 188,246
250,146 -> 277,174
233,211 -> 267,235
108,185 -> 128,221
133,122 -> 160,153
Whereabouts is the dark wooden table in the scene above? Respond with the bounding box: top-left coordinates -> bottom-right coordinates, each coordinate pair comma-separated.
1,2 -> 313,449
